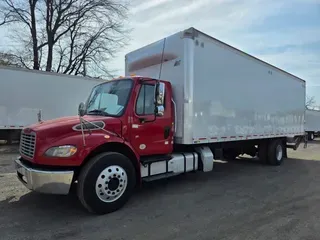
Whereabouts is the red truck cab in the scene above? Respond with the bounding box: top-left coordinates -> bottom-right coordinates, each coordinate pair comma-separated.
15,76 -> 174,214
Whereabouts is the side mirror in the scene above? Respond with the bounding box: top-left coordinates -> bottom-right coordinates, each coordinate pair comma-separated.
78,102 -> 86,117
154,81 -> 165,116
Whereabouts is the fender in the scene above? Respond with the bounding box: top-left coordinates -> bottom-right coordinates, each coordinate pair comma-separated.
32,131 -> 139,167
79,133 -> 142,181
81,134 -> 139,160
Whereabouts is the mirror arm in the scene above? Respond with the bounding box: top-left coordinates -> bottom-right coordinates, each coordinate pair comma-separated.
78,102 -> 86,117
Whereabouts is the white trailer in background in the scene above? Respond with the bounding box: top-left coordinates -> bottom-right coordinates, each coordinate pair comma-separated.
305,109 -> 320,140
0,66 -> 105,144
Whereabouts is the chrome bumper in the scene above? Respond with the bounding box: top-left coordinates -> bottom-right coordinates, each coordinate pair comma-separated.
14,158 -> 74,195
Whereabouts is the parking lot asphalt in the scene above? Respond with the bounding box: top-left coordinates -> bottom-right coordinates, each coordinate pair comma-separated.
0,140 -> 320,240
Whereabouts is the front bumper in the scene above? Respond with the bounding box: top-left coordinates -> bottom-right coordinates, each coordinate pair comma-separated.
14,157 -> 74,195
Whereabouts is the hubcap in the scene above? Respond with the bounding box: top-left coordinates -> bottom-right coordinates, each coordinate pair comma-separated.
276,144 -> 283,161
95,165 -> 128,203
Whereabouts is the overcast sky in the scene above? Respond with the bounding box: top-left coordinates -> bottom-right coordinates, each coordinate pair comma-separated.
108,0 -> 320,104
0,0 -> 319,103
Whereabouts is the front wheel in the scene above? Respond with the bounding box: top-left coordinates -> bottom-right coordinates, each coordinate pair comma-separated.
77,152 -> 136,214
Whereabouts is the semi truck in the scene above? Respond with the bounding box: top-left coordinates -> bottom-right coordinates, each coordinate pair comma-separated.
14,27 -> 306,215
0,66 -> 104,144
305,109 -> 320,140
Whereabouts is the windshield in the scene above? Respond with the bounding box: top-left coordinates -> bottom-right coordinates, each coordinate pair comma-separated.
86,79 -> 133,117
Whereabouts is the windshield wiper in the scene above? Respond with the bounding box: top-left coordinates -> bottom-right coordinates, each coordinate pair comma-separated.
87,109 -> 109,116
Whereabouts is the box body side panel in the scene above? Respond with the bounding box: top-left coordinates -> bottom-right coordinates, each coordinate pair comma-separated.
191,32 -> 306,143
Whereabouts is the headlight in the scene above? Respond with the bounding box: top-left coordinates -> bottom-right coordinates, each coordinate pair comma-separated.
45,145 -> 77,157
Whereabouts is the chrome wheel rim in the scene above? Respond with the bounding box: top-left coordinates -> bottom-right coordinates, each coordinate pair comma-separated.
95,165 -> 128,203
276,144 -> 283,161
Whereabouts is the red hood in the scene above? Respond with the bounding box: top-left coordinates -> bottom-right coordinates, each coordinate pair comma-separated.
25,115 -> 122,140
29,116 -> 83,131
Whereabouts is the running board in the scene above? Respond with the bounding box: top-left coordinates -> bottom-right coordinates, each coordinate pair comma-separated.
142,172 -> 179,182
140,154 -> 172,165
140,152 -> 198,179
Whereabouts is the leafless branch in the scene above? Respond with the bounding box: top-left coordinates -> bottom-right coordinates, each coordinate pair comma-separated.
0,51 -> 31,69
0,0 -> 130,76
306,96 -> 316,109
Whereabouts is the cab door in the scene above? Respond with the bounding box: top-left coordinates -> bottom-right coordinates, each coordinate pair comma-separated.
130,81 -> 173,156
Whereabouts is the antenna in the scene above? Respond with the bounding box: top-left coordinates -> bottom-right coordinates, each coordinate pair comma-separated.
158,38 -> 166,80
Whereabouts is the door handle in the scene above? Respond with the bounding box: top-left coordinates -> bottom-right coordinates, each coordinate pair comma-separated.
139,117 -> 146,123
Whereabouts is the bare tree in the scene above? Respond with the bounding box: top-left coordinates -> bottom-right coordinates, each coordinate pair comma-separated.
0,0 -> 129,78
306,95 -> 316,109
0,3 -> 16,26
0,51 -> 27,67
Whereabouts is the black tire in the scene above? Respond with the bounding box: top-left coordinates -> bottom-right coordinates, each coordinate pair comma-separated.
77,152 -> 136,215
258,140 -> 269,164
6,131 -> 13,145
267,139 -> 284,166
309,132 -> 315,141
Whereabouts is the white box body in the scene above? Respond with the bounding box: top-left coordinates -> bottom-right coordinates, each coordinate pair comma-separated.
305,109 -> 320,132
125,27 -> 306,144
0,66 -> 104,129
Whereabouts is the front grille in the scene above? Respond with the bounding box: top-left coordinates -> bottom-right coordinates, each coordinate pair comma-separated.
20,131 -> 36,159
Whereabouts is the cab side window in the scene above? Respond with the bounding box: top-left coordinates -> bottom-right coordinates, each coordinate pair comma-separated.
136,84 -> 155,115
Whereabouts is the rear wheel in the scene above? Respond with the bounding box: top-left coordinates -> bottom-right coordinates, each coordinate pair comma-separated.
309,132 -> 315,141
267,139 -> 285,166
77,152 -> 136,214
